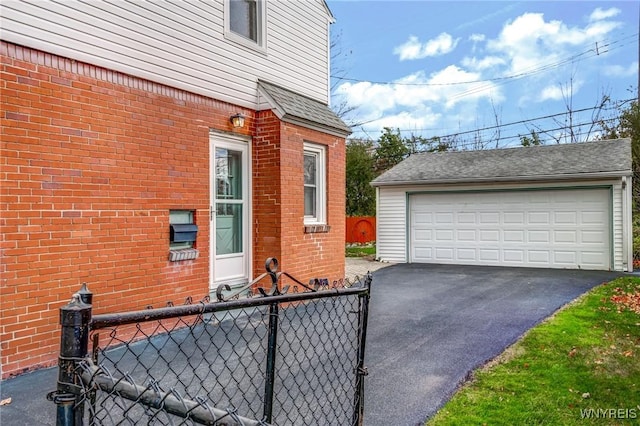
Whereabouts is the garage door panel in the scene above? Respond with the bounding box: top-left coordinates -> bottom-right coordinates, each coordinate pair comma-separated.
554,251 -> 577,265
414,247 -> 433,260
504,212 -> 525,224
554,230 -> 577,243
479,212 -> 499,224
555,211 -> 577,224
414,212 -> 433,225
479,249 -> 499,262
414,229 -> 432,242
528,250 -> 550,264
457,230 -> 476,241
457,212 -> 476,223
528,230 -> 550,243
436,212 -> 453,224
582,211 -> 606,223
410,189 -> 610,270
504,250 -> 524,262
435,248 -> 454,260
528,211 -> 551,224
479,229 -> 499,242
456,248 -> 476,261
582,251 -> 607,265
435,230 -> 454,241
582,230 -> 605,244
504,230 -> 524,242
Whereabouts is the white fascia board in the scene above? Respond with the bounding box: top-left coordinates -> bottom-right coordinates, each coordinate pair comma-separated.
371,171 -> 632,187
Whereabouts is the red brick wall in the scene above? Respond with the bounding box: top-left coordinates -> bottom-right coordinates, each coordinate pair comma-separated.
252,114 -> 346,287
252,110 -> 283,278
0,42 -> 346,378
0,43 -> 242,378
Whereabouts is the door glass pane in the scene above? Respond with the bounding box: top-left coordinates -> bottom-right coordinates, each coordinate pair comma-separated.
216,204 -> 242,255
216,148 -> 242,200
215,147 -> 243,256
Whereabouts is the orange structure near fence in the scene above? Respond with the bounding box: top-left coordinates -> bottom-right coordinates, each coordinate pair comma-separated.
345,216 -> 376,244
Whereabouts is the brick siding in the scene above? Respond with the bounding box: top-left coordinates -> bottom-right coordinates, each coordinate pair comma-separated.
1,42 -> 346,378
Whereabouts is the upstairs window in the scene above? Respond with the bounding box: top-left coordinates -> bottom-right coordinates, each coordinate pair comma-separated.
226,0 -> 266,49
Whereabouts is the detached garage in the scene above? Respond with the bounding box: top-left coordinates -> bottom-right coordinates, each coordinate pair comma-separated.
372,139 -> 633,271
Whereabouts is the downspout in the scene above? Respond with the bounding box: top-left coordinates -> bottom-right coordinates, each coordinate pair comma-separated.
375,186 -> 380,261
622,176 -> 633,272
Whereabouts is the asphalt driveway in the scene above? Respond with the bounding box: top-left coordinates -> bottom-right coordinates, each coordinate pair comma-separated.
363,263 -> 620,426
0,263 -> 621,425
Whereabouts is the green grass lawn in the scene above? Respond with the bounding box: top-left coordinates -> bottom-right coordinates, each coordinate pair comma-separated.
427,276 -> 640,425
345,243 -> 376,257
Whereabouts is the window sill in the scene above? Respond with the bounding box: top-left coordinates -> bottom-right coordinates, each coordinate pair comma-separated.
169,249 -> 199,262
224,31 -> 267,55
304,224 -> 331,234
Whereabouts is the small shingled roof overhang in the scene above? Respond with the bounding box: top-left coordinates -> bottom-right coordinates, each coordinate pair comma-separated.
371,138 -> 632,187
257,80 -> 351,138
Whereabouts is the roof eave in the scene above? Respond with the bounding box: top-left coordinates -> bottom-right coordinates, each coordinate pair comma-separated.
281,114 -> 352,138
371,170 -> 632,187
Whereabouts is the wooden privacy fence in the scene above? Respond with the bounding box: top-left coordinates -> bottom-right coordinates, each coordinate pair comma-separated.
345,216 -> 376,244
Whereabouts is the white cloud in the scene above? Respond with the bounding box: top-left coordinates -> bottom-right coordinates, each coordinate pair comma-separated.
603,61 -> 639,78
334,64 -> 503,136
393,33 -> 459,60
333,5 -> 631,141
589,7 -> 620,22
537,80 -> 584,102
334,81 -> 396,118
461,55 -> 505,71
486,10 -> 622,76
373,109 -> 442,135
538,85 -> 564,102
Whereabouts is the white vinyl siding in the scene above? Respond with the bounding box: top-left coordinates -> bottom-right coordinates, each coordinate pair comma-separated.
376,180 -> 628,271
376,187 -> 408,262
0,0 -> 331,107
612,181 -> 623,271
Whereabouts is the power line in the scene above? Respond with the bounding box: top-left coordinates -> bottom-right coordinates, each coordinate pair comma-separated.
332,33 -> 638,88
443,119 -> 621,150
359,97 -> 634,137
350,97 -> 635,149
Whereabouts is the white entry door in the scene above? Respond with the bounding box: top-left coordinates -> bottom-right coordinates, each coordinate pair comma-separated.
211,135 -> 250,289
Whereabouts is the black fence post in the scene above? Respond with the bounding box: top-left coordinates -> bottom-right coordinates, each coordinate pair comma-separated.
352,274 -> 372,426
262,258 -> 281,424
50,285 -> 92,426
262,301 -> 279,423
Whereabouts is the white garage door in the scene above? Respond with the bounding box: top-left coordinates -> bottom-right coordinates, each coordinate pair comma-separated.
409,189 -> 611,270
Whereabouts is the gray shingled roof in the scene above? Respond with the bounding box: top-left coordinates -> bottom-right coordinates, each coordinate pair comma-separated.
258,80 -> 351,136
372,139 -> 632,186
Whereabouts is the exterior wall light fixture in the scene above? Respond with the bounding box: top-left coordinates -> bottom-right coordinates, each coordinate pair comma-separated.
230,113 -> 245,128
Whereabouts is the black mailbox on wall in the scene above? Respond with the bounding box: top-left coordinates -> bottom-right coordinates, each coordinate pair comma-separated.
170,224 -> 198,243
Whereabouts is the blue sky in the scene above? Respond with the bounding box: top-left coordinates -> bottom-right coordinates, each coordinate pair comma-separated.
327,1 -> 639,148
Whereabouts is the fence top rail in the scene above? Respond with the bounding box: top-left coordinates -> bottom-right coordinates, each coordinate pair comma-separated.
90,278 -> 371,331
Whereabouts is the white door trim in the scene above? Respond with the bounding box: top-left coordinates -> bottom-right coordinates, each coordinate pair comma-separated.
209,131 -> 252,290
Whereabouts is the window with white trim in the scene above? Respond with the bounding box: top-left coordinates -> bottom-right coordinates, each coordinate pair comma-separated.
303,143 -> 326,225
225,0 -> 266,49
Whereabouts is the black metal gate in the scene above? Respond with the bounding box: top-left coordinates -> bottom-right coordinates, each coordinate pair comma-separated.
48,258 -> 371,425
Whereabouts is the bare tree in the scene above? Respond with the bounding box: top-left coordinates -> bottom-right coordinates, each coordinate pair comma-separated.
330,31 -> 360,124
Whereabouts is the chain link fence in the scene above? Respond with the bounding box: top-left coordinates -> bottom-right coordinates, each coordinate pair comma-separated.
48,258 -> 372,425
